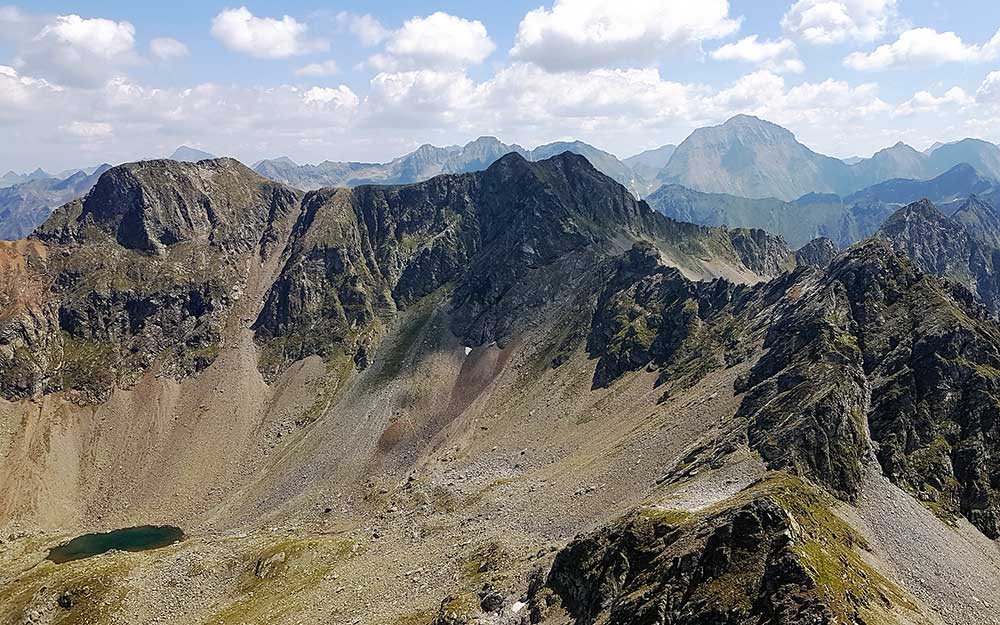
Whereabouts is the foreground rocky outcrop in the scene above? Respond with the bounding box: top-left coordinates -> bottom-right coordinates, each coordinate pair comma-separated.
527,476 -> 917,625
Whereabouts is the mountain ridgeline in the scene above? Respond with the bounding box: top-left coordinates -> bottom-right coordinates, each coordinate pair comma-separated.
252,136 -> 653,197
3,152 -> 1000,623
649,163 -> 1000,248
3,153 -> 791,403
661,114 -> 1000,201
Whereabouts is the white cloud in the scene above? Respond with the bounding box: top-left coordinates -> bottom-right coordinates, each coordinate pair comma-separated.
844,27 -> 1000,71
60,120 -> 113,138
977,71 -> 1000,102
705,70 -> 890,125
510,0 -> 740,72
37,13 -> 135,57
0,64 -> 61,113
337,12 -> 389,46
150,37 -> 189,61
371,12 -> 495,71
210,6 -> 327,59
10,12 -> 138,87
894,87 -> 974,116
711,35 -> 805,73
295,60 -> 339,77
782,0 -> 898,45
302,86 -> 359,109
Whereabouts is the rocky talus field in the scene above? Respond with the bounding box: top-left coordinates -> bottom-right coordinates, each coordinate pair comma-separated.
1,154 -> 999,625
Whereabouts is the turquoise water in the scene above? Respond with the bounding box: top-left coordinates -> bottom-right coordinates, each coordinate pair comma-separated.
46,525 -> 184,564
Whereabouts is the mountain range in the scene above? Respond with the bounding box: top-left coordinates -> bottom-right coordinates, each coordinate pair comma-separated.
253,136 -> 651,196
649,162 -> 1000,248
660,115 -> 1000,201
1,151 -> 1000,624
5,116 -> 1000,248
0,165 -> 113,239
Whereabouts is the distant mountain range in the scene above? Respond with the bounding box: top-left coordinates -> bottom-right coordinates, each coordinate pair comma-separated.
5,117 -> 1000,246
0,146 -> 216,240
253,136 -> 657,196
648,163 -> 1000,248
661,115 -> 1000,201
0,165 -> 113,239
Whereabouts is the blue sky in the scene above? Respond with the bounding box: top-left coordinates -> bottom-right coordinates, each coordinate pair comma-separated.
2,1 -> 1000,172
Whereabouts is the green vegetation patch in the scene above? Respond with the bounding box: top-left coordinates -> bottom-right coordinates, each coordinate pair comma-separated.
202,535 -> 354,625
762,475 -> 918,625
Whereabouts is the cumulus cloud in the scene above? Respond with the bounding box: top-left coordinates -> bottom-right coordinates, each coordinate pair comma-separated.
370,12 -> 495,71
6,12 -> 138,87
782,0 -> 897,45
844,27 -> 1000,71
510,0 -> 740,72
0,64 -> 61,113
150,37 -> 189,61
978,71 -> 1000,102
210,6 -> 327,59
295,60 -> 339,77
894,87 -> 974,116
704,70 -> 890,123
302,86 -> 359,109
337,12 -> 389,46
711,35 -> 805,74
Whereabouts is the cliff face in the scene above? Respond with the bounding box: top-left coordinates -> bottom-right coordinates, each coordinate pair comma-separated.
876,198 -> 1000,315
0,159 -> 302,402
252,152 -> 794,374
0,153 -> 792,401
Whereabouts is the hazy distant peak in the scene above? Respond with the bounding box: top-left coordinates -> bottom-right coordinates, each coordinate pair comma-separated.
170,146 -> 217,162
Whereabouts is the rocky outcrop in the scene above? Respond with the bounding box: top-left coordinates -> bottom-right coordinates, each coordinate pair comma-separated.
586,234 -> 1000,537
0,159 -> 301,402
587,242 -> 743,389
254,152 -> 793,374
526,476 -> 916,625
875,198 -> 1000,314
741,240 -> 1000,535
794,237 -> 837,267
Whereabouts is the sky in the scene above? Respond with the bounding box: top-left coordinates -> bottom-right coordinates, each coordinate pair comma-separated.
2,0 -> 1000,172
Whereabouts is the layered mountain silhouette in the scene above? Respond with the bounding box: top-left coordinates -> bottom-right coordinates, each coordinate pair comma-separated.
253,136 -> 649,196
0,165 -> 113,239
660,115 -> 1000,200
2,153 -> 1000,624
649,163 -> 1000,248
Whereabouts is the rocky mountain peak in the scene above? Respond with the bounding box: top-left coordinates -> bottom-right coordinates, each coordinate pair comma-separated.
794,236 -> 838,267
36,157 -> 299,254
699,114 -> 799,146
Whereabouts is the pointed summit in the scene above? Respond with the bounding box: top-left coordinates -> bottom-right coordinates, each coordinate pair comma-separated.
169,146 -> 217,162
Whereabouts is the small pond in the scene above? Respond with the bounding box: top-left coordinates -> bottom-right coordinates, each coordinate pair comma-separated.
47,525 -> 184,564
